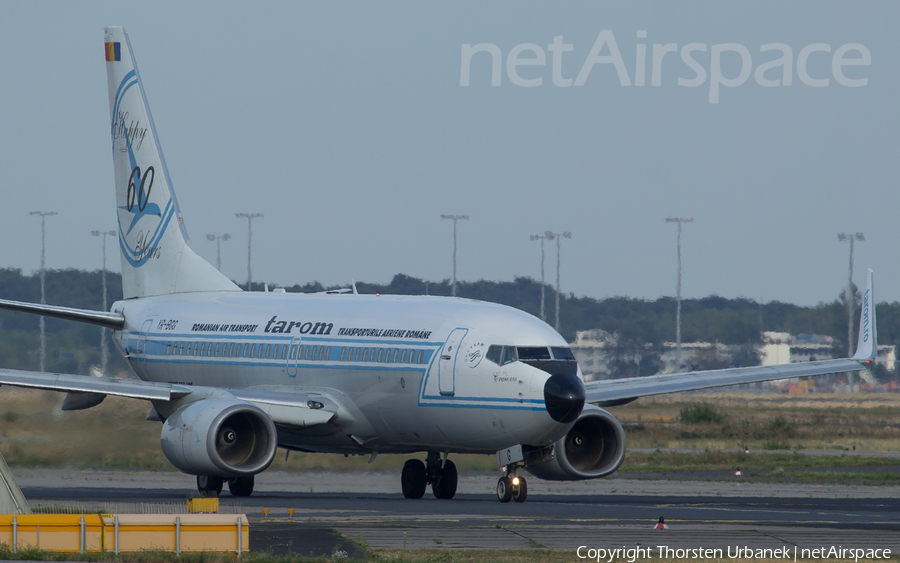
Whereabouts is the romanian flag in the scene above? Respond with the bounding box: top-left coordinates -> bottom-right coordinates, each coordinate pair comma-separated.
105,42 -> 121,62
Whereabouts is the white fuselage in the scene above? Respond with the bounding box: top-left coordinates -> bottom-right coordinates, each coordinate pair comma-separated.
112,292 -> 579,455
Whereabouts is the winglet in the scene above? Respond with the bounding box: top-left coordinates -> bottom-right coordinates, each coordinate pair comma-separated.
852,268 -> 876,362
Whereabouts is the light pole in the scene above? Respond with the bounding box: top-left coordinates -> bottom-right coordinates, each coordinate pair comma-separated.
530,234 -> 553,321
235,213 -> 263,290
838,232 -> 865,358
545,231 -> 572,332
206,233 -> 232,271
30,211 -> 57,372
92,229 -> 117,375
666,217 -> 693,372
440,214 -> 468,297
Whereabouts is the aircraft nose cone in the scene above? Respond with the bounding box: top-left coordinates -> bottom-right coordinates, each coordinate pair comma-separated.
543,372 -> 585,423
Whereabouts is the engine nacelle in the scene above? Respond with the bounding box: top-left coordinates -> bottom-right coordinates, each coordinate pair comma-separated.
160,399 -> 278,477
526,404 -> 626,481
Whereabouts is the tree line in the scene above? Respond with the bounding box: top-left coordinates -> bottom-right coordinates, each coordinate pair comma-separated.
1,268 -> 896,377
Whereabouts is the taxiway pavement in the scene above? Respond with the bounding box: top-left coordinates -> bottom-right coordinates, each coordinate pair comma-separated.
13,468 -> 900,554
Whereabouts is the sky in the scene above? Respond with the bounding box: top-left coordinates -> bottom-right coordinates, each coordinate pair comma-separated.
0,2 -> 896,306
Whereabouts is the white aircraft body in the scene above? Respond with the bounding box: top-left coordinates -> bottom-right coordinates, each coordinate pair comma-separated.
0,28 -> 878,502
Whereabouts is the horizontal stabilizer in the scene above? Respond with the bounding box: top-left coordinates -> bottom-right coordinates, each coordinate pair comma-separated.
0,298 -> 124,330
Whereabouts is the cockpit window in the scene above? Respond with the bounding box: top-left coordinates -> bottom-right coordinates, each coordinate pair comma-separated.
551,347 -> 576,361
517,347 -> 551,360
486,345 -> 518,366
500,346 -> 517,365
486,345 -> 502,364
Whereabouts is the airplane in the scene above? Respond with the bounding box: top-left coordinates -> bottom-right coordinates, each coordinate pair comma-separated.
0,27 -> 878,503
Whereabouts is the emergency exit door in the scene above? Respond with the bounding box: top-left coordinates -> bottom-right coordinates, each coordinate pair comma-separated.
138,319 -> 153,357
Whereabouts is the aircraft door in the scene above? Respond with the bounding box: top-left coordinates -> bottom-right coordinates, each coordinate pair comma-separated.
438,328 -> 467,396
287,336 -> 301,377
138,319 -> 153,356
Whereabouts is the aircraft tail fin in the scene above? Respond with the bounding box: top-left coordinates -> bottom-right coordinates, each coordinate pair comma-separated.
851,268 -> 877,362
104,27 -> 240,299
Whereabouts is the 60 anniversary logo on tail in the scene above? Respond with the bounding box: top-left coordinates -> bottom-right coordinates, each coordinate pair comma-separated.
111,70 -> 174,267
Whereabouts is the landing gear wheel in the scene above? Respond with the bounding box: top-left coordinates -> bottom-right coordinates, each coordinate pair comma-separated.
431,459 -> 458,500
513,478 -> 528,503
228,476 -> 254,497
197,475 -> 223,498
401,459 -> 427,499
497,476 -> 513,503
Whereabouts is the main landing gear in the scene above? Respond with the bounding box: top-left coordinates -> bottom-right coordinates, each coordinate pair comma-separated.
401,452 -> 458,500
197,475 -> 255,497
496,464 -> 527,503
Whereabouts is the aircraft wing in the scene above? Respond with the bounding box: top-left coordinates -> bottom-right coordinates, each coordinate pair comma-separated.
585,268 -> 877,405
0,370 -> 336,426
0,368 -> 190,401
585,357 -> 866,405
231,389 -> 337,427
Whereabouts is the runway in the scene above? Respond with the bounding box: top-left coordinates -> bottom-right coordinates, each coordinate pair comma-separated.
17,468 -> 900,555
19,487 -> 900,530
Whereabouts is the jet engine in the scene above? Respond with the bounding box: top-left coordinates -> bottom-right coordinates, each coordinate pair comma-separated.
160,399 -> 278,477
526,404 -> 626,480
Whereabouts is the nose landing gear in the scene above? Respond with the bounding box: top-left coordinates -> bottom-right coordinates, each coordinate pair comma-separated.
400,452 -> 458,499
497,465 -> 527,503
